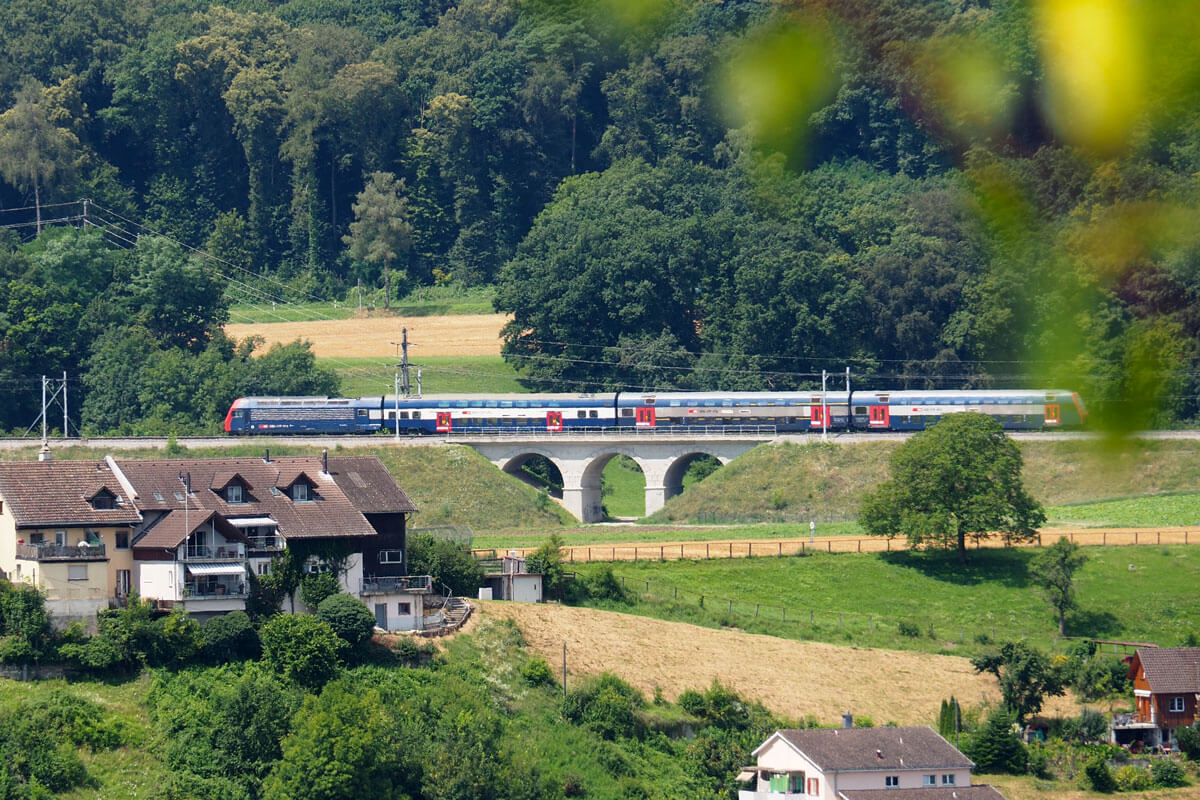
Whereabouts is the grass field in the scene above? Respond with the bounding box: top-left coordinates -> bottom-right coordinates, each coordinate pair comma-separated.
228,285 -> 496,323
567,544 -> 1200,657
328,355 -> 525,396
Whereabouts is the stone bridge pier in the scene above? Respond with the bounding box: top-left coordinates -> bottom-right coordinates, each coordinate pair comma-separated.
463,436 -> 769,523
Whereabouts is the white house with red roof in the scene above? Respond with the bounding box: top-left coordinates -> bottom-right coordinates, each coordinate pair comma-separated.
738,724 -> 996,800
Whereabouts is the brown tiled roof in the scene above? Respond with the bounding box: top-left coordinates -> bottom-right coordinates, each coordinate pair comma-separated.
274,467 -> 315,489
1134,648 -> 1200,693
210,470 -> 251,490
327,456 -> 418,514
136,509 -> 218,549
0,461 -> 141,526
114,456 -> 404,540
766,727 -> 973,772
841,787 -> 1006,800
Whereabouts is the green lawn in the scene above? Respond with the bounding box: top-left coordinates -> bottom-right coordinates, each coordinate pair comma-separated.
229,285 -> 496,323
328,355 -> 525,396
569,544 -> 1200,657
1045,492 -> 1200,527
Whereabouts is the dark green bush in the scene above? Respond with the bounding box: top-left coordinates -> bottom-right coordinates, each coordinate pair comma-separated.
522,657 -> 556,687
561,673 -> 645,740
1114,764 -> 1151,791
966,709 -> 1027,774
299,572 -> 341,609
1084,756 -> 1117,792
407,535 -> 484,596
259,614 -> 344,688
316,594 -> 377,648
1151,758 -> 1187,788
898,620 -> 920,637
1177,723 -> 1200,760
585,566 -> 629,603
200,611 -> 260,663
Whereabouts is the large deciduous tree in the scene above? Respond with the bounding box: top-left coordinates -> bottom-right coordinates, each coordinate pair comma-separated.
343,171 -> 412,309
1029,536 -> 1087,635
0,78 -> 80,232
859,412 -> 1045,563
971,641 -> 1065,723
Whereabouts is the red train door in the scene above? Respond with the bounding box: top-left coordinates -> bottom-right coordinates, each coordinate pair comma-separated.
436,412 -> 452,432
1044,404 -> 1061,426
546,411 -> 563,431
810,405 -> 826,429
635,407 -> 656,427
868,405 -> 890,428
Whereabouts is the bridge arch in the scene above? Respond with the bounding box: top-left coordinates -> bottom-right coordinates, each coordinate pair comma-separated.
468,435 -> 767,523
498,450 -> 565,499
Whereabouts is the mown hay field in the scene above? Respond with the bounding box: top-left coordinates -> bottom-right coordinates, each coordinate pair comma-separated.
469,600 -> 1079,727
224,313 -> 508,357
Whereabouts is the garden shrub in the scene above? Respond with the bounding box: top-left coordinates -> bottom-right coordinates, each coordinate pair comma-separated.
898,620 -> 920,637
1151,758 -> 1187,788
316,594 -> 377,648
1084,756 -> 1117,792
1177,723 -> 1200,760
259,614 -> 344,688
562,673 -> 645,740
1114,764 -> 1152,792
522,657 -> 556,687
200,610 -> 260,663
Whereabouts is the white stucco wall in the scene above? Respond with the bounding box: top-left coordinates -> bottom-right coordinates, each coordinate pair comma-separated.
139,562 -> 182,602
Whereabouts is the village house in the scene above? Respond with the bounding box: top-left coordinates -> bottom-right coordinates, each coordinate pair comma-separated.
738,723 -> 995,800
1112,647 -> 1200,749
0,452 -> 431,631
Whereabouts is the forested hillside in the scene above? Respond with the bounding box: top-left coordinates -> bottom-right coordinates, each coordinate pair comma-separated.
1,0 -> 1199,433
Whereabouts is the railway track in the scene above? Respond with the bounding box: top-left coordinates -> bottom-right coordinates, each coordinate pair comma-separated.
0,429 -> 1191,451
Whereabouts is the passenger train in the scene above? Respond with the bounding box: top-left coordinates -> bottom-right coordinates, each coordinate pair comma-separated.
224,389 -> 1087,435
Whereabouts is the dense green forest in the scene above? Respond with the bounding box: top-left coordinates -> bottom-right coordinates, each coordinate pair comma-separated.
1,0 -> 1199,433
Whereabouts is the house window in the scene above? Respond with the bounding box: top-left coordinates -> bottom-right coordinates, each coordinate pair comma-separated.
68,564 -> 88,581
291,482 -> 310,502
257,562 -> 270,576
789,774 -> 804,793
91,492 -> 115,510
55,530 -> 67,546
942,775 -> 956,786
379,550 -> 404,564
115,569 -> 131,598
115,531 -> 130,549
226,484 -> 244,504
807,777 -> 819,795
923,775 -> 936,787
29,532 -> 44,545
1170,696 -> 1186,713
885,776 -> 900,788
398,602 -> 411,615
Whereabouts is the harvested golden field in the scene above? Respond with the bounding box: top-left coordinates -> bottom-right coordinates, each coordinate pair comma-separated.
468,600 -> 1078,726
224,313 -> 508,357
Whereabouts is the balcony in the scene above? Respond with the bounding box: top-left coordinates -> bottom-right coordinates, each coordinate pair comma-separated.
184,580 -> 248,599
182,545 -> 245,561
361,575 -> 433,595
247,536 -> 284,553
16,543 -> 107,561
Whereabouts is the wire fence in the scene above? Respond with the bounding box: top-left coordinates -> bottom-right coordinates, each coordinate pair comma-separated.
471,527 -> 1199,564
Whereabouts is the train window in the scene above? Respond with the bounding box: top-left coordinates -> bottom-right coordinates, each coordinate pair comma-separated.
722,399 -> 733,407
645,397 -> 656,405
670,400 -> 680,407
485,401 -> 497,408
501,418 -> 513,425
621,408 -> 634,417
357,409 -> 367,416
705,400 -> 716,407
501,401 -> 513,407
577,410 -> 587,418
488,418 -> 499,426
854,406 -> 867,414
412,412 -> 421,420
455,401 -> 468,408
687,401 -> 698,407
387,412 -> 396,421
516,401 -> 528,408
877,395 -> 889,403
590,410 -> 598,418
438,402 -> 449,408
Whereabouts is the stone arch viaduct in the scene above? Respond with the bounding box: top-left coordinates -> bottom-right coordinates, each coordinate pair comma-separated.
459,433 -> 775,522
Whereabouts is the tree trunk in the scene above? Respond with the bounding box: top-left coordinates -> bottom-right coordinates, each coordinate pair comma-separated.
34,180 -> 41,234
957,530 -> 967,564
1058,610 -> 1066,636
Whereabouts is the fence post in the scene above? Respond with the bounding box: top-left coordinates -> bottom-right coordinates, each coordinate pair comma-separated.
660,545 -> 664,561
646,580 -> 650,592
706,543 -> 710,559
729,542 -> 733,558
810,610 -> 814,624
674,586 -> 678,600
728,599 -> 733,614
779,542 -> 782,556
827,541 -> 832,553
858,539 -> 861,553
680,545 -> 684,559
755,604 -> 760,618
1103,532 -> 1106,545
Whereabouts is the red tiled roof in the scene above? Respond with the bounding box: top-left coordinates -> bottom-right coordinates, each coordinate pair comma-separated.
1133,648 -> 1200,693
114,456 -> 406,540
841,787 -> 1006,800
0,461 -> 141,526
765,727 -> 974,772
136,509 -> 217,549
327,456 -> 418,514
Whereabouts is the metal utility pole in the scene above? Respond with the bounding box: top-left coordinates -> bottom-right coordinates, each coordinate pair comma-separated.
62,371 -> 68,437
31,373 -> 70,442
845,366 -> 851,393
390,329 -> 412,440
821,370 -> 828,442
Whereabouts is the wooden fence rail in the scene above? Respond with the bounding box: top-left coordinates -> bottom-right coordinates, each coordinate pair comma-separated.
471,527 -> 1196,564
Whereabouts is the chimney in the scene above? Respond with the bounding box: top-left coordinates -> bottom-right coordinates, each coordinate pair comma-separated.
263,448 -> 271,463
322,449 -> 328,474
842,712 -> 853,729
38,443 -> 53,462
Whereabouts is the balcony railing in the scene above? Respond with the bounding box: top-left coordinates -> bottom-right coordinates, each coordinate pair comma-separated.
16,543 -> 107,561
361,575 -> 433,595
247,537 -> 284,552
184,582 -> 248,599
183,545 -> 245,560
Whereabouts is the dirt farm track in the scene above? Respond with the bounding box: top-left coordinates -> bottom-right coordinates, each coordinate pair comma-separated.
224,314 -> 507,357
